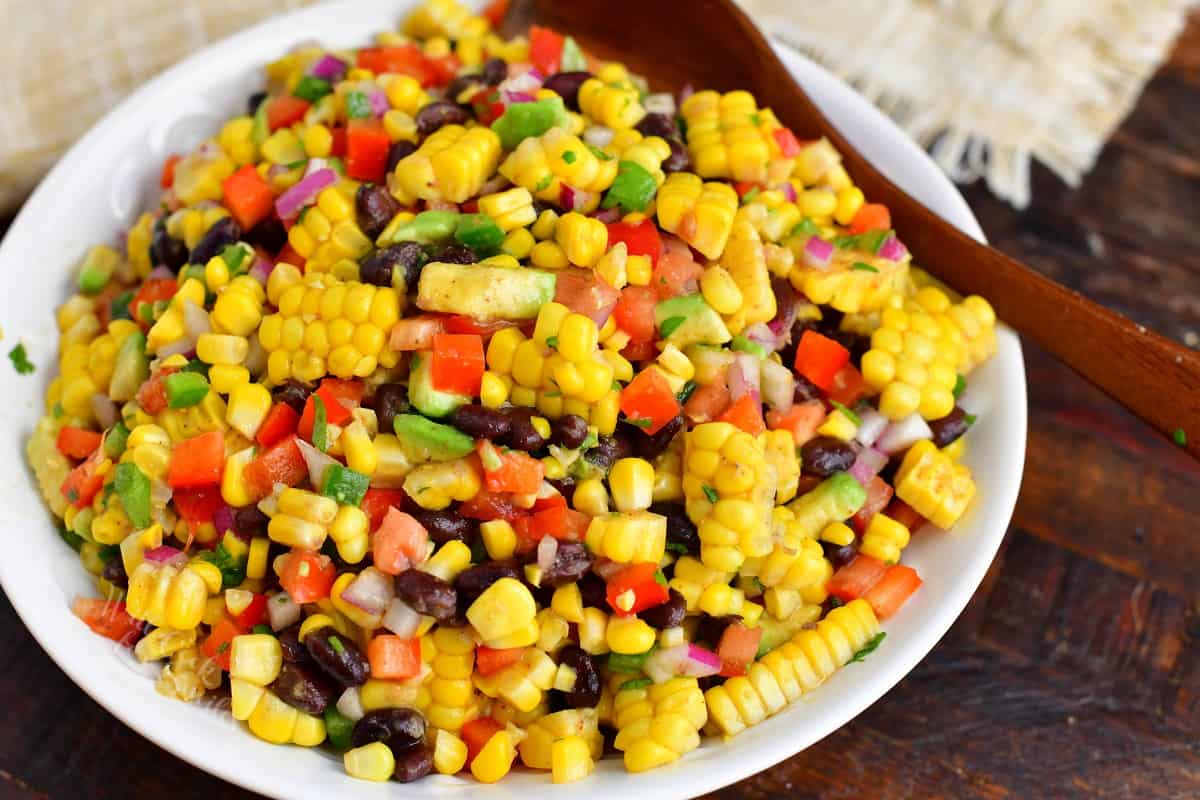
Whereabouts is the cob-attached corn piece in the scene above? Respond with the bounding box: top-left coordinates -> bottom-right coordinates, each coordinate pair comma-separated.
585,510 -> 667,564
285,185 -> 374,275
719,222 -> 776,335
125,560 -> 217,630
681,422 -> 775,572
245,688 -> 327,746
391,124 -> 502,204
465,577 -> 538,647
26,416 -> 71,517
612,677 -> 707,772
267,488 -> 338,550
156,390 -> 229,445
555,212 -> 609,268
475,647 -> 557,713
656,172 -> 738,260
478,187 -> 538,233
739,506 -> 832,604
734,191 -> 803,244
858,512 -> 912,564
786,234 -> 911,316
762,428 -> 800,504
579,77 -> 645,130
403,457 -> 482,511
171,145 -> 235,206
426,627 -> 478,731
134,626 -> 198,663
704,599 -> 879,737
146,277 -> 204,353
894,439 -> 976,529
402,0 -> 489,40
603,130 -> 673,187
679,90 -> 792,184
156,645 -> 222,702
258,273 -> 400,383
166,204 -> 231,251
499,127 -> 619,212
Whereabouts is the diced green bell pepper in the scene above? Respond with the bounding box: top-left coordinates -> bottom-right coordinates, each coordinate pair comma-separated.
491,97 -> 570,150
293,76 -> 332,103
104,422 -> 130,459
113,462 -> 151,529
163,371 -> 210,409
321,464 -> 370,507
602,160 -> 657,212
454,214 -> 505,253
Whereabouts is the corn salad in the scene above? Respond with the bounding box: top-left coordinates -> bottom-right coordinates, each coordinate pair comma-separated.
29,0 -> 998,787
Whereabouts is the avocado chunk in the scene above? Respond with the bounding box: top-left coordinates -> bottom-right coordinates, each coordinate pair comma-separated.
786,472 -> 867,539
654,294 -> 732,347
408,352 -> 471,418
755,607 -> 817,657
108,331 -> 149,403
393,414 -> 476,461
416,262 -> 557,321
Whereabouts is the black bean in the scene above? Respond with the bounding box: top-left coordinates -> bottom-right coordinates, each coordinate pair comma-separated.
233,505 -> 270,537
793,373 -> 822,403
271,380 -> 311,414
662,137 -> 691,174
386,140 -> 418,175
150,219 -> 188,272
697,675 -> 726,692
427,242 -> 476,265
552,414 -> 589,449
639,589 -> 687,629
696,614 -> 740,648
650,502 -> 699,555
822,539 -> 858,569
356,184 -> 401,239
542,71 -> 592,110
363,241 -> 425,290
635,112 -> 680,140
451,404 -> 511,440
407,507 -> 478,545
930,406 -> 971,447
800,436 -> 858,477
577,572 -> 607,609
247,90 -> 267,116
189,216 -> 241,265
541,542 -> 593,587
393,743 -> 434,782
833,330 -> 871,365
558,646 -> 602,708
351,708 -> 426,751
585,432 -> 633,472
371,383 -> 410,435
505,407 -> 546,452
546,477 -> 576,497
277,625 -> 308,663
481,57 -> 508,86
444,75 -> 484,106
454,560 -> 522,604
415,100 -> 470,137
394,570 -> 458,622
101,556 -> 128,590
627,414 -> 683,460
244,216 -> 288,255
305,626 -> 370,687
271,661 -> 337,715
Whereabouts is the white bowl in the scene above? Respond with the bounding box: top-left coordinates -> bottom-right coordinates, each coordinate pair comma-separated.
0,2 -> 1026,797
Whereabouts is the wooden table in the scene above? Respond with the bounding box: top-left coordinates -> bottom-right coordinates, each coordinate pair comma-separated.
2,15 -> 1198,800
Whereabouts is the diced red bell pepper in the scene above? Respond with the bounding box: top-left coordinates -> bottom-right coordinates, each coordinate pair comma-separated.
72,597 -> 142,646
475,646 -> 524,676
826,554 -> 889,603
256,402 -> 300,448
651,236 -> 703,300
356,45 -> 431,85
244,435 -> 309,500
130,277 -> 178,330
458,489 -> 519,522
61,450 -> 107,509
442,315 -> 517,337
430,333 -> 485,396
828,363 -> 867,408
717,394 -> 765,435
173,486 -> 225,525
621,339 -> 659,362
234,593 -> 269,629
425,53 -> 462,87
515,505 -> 590,552
298,379 -> 363,441
276,242 -> 305,267
345,118 -> 391,184
766,399 -> 825,445
462,717 -> 505,764
222,164 -> 275,231
528,25 -> 565,76
885,498 -> 926,532
470,88 -> 506,125
367,635 -> 423,679
480,0 -> 509,27
530,492 -> 567,512
605,562 -> 669,617
862,564 -> 922,619
478,441 -> 545,495
267,95 -> 311,132
279,550 -> 337,604
159,154 -> 181,189
606,218 -> 664,268
56,427 -> 102,460
361,488 -> 407,532
613,286 -> 659,343
373,508 -> 430,575
167,431 -> 225,490
201,616 -> 243,671
620,368 -> 682,435
850,475 -> 893,533
793,330 -> 850,392
717,621 -> 763,677
772,128 -> 803,157
329,126 -> 348,157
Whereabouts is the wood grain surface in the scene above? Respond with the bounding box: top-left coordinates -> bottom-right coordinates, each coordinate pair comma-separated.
1,10 -> 1198,800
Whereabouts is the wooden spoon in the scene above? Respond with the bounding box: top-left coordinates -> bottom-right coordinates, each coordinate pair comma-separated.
502,0 -> 1200,458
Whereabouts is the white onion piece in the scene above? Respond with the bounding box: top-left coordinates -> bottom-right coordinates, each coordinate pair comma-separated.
90,393 -> 119,429
728,353 -> 762,403
537,535 -> 559,573
592,558 -> 625,581
643,644 -> 688,684
643,92 -> 676,116
875,414 -> 934,455
267,592 -> 302,631
340,567 -> 394,616
181,299 -> 211,339
155,337 -> 194,358
336,687 -> 365,722
854,408 -> 890,447
295,438 -> 339,490
382,597 -> 422,638
583,125 -> 614,147
759,358 -> 795,412
244,334 -> 267,376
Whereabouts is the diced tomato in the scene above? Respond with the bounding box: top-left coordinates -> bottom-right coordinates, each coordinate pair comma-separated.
458,489 -> 519,522
256,402 -> 300,448
72,597 -> 142,646
620,368 -> 682,435
772,128 -> 803,157
279,550 -> 337,604
56,427 -> 102,460
885,498 -> 926,532
826,554 -> 889,602
848,203 -> 891,235
367,635 -> 423,679
613,286 -> 658,342
684,377 -> 731,424
298,379 -> 363,441
173,486 -> 225,525
717,621 -> 763,677
345,118 -> 391,183
606,218 -> 663,267
478,442 -> 545,495
329,126 -> 348,158
234,593 -> 269,629
443,315 -> 516,337
390,316 -> 445,351
222,164 -> 275,231
356,45 -> 431,85
828,363 -> 866,408
793,330 -> 849,392
733,180 -> 761,199
425,53 -> 462,87
862,564 -> 923,620
276,242 -> 305,267
373,508 -> 430,575
60,450 -> 107,509
766,399 -> 826,445
850,476 -> 893,533
553,271 -> 620,323
717,394 -> 765,435
361,488 -> 407,532
167,431 -> 225,489
528,25 -> 565,76
244,435 -> 309,499
130,277 -> 178,330
469,87 -> 506,125
430,333 -> 485,396
201,617 -> 243,671
267,95 -> 310,132
605,562 -> 669,617
159,154 -> 181,189
135,373 -> 169,415
462,717 -> 505,764
531,492 -> 567,512
522,505 -> 590,547
621,339 -> 659,362
480,0 -> 509,27
651,236 -> 703,300
475,646 -> 524,676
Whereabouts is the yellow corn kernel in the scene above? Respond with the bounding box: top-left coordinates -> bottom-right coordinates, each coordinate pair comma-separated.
481,519 -> 517,560
247,690 -> 300,744
700,265 -> 744,315
466,578 -> 536,643
606,615 -> 657,654
471,730 -> 516,784
344,741 -> 395,782
434,728 -> 469,775
555,212 -> 608,268
609,458 -> 655,512
230,634 -> 283,687
551,735 -> 594,783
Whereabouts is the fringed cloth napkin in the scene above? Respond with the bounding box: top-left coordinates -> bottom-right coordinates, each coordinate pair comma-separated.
739,0 -> 1194,207
0,0 -> 1192,212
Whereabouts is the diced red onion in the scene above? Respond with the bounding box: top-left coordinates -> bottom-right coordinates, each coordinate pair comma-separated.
679,83 -> 695,103
803,236 -> 834,269
583,125 -> 614,148
876,413 -> 934,455
336,687 -> 364,722
854,407 -> 890,447
309,53 -> 346,81
249,257 -> 274,286
728,353 -> 761,404
275,167 -> 336,219
767,279 -> 799,337
501,90 -> 537,105
244,335 -> 267,376
681,643 -> 723,677
212,504 -> 236,538
559,184 -> 576,209
590,207 -> 622,224
302,158 -> 328,178
144,546 -> 187,569
878,234 -> 908,262
90,394 -> 119,429
148,265 -> 174,280
643,92 -> 676,115
340,567 -> 395,617
848,447 -> 889,486
744,322 -> 779,352
592,558 -> 625,581
643,645 -> 688,684
427,199 -> 459,212
268,592 -> 302,631
553,270 -> 620,327
296,438 -> 339,489
501,70 -> 543,96
182,299 -> 211,339
778,182 -> 798,202
759,358 -> 795,413
368,89 -> 390,117
382,597 -> 421,638
537,535 -> 559,573
477,174 -> 512,196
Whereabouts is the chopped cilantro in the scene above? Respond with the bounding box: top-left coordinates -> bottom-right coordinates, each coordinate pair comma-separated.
850,262 -> 879,273
665,542 -> 689,555
964,413 -> 978,427
587,144 -> 614,161
953,374 -> 967,399
198,543 -> 246,590
620,677 -> 653,691
1173,428 -> 1187,447
849,632 -> 886,663
829,596 -> 844,609
750,112 -> 761,125
217,641 -> 231,654
221,244 -> 247,271
702,485 -> 719,504
562,150 -> 577,164
8,343 -> 34,375
792,218 -> 821,237
653,569 -> 668,587
546,335 -> 559,349
676,380 -> 698,404
329,635 -> 345,654
535,174 -> 554,192
345,90 -> 372,119
627,417 -> 653,429
830,401 -> 861,426
252,624 -> 274,636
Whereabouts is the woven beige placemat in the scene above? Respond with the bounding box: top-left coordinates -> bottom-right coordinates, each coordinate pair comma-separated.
740,0 -> 1195,207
